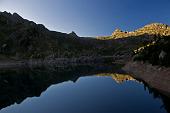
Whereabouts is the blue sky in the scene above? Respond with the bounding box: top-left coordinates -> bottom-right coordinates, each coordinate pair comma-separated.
0,0 -> 170,37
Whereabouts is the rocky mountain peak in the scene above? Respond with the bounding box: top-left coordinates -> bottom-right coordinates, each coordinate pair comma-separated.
143,23 -> 168,29
109,23 -> 170,39
0,11 -> 24,24
69,31 -> 79,38
137,23 -> 169,32
114,28 -> 122,33
12,12 -> 23,21
111,28 -> 127,39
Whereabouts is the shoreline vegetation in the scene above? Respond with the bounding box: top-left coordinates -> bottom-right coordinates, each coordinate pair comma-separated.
0,11 -> 170,97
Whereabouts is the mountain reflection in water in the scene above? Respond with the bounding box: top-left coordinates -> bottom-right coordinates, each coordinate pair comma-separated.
0,65 -> 169,113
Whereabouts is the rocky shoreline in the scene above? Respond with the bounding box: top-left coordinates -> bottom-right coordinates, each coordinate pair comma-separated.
123,61 -> 170,97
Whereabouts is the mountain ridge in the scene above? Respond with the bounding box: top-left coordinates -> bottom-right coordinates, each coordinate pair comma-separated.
0,11 -> 114,61
1,11 -> 170,65
97,23 -> 170,40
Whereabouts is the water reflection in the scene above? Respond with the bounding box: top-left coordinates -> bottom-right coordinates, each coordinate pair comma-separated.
98,73 -> 170,113
0,65 -> 169,113
97,73 -> 136,83
0,64 -> 124,110
143,82 -> 170,113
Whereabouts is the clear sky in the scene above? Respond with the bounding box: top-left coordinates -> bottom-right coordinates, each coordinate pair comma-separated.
0,0 -> 170,37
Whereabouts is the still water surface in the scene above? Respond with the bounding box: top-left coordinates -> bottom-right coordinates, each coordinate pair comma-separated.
0,65 -> 169,113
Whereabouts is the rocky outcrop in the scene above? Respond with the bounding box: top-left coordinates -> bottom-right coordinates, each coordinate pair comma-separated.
111,28 -> 128,39
69,31 -> 79,38
159,50 -> 167,60
98,23 -> 170,40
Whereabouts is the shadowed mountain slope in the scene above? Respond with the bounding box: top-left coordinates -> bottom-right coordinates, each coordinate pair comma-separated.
0,11 -> 114,60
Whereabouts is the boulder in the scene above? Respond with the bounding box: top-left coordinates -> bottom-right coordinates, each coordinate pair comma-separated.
159,50 -> 167,60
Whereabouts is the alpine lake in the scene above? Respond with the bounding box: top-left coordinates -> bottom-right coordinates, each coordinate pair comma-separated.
0,64 -> 169,113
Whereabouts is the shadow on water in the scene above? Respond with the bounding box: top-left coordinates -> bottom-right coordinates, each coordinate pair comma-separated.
0,64 -> 169,113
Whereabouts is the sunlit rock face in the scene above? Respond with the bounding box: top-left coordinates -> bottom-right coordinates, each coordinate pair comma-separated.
111,29 -> 128,39
98,23 -> 170,40
112,23 -> 170,39
136,23 -> 170,36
